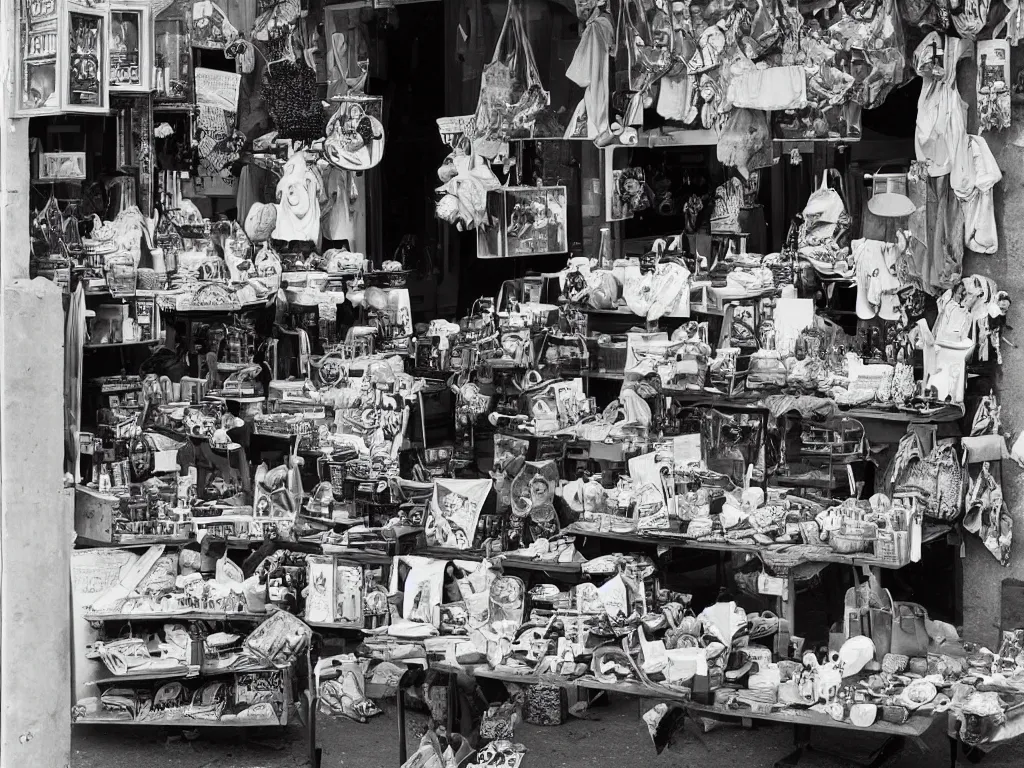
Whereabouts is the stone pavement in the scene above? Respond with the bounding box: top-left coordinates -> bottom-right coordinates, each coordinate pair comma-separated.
72,696 -> 1024,768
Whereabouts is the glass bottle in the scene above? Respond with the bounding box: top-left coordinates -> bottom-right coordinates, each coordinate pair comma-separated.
598,227 -> 611,269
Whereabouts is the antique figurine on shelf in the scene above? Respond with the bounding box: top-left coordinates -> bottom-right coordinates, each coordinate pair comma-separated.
988,290 -> 1012,364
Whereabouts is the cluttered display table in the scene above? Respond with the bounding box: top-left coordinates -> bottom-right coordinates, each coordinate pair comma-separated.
26,0 -> 1022,766
62,184 -> 1024,765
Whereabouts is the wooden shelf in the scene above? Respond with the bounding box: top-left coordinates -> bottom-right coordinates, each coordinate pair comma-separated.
84,610 -> 266,623
205,393 -> 265,403
76,535 -> 262,550
317,547 -> 394,565
414,546 -> 583,575
91,668 -> 190,685
73,716 -> 284,727
84,339 -> 163,349
90,664 -> 281,686
305,621 -> 365,631
563,522 -> 917,570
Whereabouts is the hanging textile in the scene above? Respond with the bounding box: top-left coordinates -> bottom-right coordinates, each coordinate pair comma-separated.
564,10 -> 614,139
957,134 -> 1002,255
928,174 -> 965,292
914,34 -> 973,191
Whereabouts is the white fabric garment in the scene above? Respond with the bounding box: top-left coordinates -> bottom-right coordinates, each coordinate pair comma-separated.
725,66 -> 807,111
657,74 -> 694,121
565,11 -> 614,139
321,166 -> 364,246
273,153 -> 324,247
648,261 -> 691,320
957,135 -> 1002,255
952,0 -> 991,38
853,239 -> 901,321
915,319 -> 975,403
915,34 -> 973,193
622,263 -> 655,318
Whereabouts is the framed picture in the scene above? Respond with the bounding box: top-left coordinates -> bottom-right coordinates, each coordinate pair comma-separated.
37,151 -> 87,181
109,2 -> 152,92
62,5 -> 108,113
16,0 -> 61,116
153,14 -> 192,102
477,186 -> 569,259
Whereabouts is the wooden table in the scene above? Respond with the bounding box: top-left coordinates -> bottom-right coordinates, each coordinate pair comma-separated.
423,661 -> 941,768
564,522 -> 952,658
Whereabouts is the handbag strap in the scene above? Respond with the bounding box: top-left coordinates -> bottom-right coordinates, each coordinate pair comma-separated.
488,0 -> 518,65
511,3 -> 544,89
827,168 -> 849,210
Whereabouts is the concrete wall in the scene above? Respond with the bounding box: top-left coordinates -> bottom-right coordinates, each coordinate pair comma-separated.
960,56 -> 1024,647
0,279 -> 72,768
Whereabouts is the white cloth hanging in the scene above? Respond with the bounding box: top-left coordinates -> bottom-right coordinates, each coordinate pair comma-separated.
957,134 -> 1002,255
273,153 -> 324,247
914,33 -> 973,193
853,239 -> 901,321
565,11 -> 614,139
656,74 -> 693,121
322,166 -> 364,246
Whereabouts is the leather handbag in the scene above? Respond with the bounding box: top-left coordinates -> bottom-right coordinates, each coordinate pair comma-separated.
890,600 -> 930,657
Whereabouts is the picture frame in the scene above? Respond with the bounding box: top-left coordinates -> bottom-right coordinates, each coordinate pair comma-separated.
37,151 -> 87,181
15,0 -> 62,116
108,1 -> 153,93
477,186 -> 569,259
153,13 -> 192,103
61,3 -> 109,114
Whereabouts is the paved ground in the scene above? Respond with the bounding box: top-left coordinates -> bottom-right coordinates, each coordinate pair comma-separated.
72,696 -> 1024,768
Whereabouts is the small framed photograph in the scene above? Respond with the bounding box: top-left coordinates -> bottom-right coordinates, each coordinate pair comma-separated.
62,5 -> 108,113
109,2 -> 152,93
16,0 -> 60,115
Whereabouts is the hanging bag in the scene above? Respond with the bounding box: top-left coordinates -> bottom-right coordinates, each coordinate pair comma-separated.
264,59 -> 325,142
472,0 -> 550,145
797,169 -> 851,273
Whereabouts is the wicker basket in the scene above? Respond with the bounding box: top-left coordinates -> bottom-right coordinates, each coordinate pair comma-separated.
830,530 -> 873,555
596,335 -> 628,372
436,115 -> 476,144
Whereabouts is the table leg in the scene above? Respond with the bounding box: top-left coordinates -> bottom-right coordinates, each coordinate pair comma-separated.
445,671 -> 457,737
775,725 -> 811,768
804,731 -> 905,768
418,391 -> 428,450
948,735 -> 958,768
863,736 -> 904,768
307,644 -> 319,768
779,575 -> 797,657
397,670 -> 413,767
774,746 -> 804,768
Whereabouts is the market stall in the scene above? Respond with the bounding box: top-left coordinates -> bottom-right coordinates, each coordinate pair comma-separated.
14,0 -> 1024,765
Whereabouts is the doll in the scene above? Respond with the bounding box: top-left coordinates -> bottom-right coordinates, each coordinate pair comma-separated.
988,291 -> 1011,364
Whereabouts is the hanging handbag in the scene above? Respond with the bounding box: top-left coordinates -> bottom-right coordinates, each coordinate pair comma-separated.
263,60 -> 325,142
931,439 -> 964,521
798,170 -> 852,273
472,0 -> 550,145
